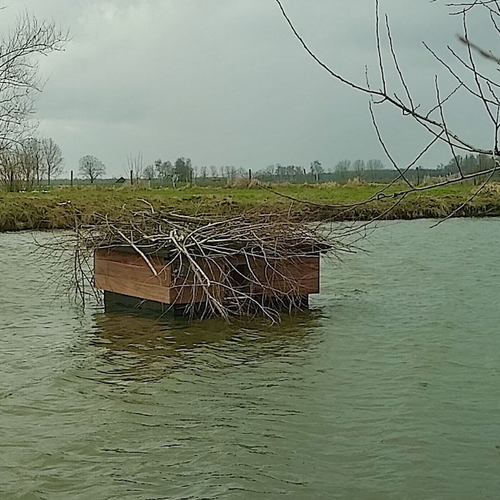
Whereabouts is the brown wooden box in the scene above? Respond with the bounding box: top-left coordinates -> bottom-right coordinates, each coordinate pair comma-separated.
94,248 -> 320,305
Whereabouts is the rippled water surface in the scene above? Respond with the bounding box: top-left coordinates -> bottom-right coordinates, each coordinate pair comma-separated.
1,219 -> 500,499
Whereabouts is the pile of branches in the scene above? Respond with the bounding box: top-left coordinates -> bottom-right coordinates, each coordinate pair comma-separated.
56,206 -> 354,321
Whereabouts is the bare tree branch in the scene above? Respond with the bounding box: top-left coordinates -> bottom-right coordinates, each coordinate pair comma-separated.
271,0 -> 500,213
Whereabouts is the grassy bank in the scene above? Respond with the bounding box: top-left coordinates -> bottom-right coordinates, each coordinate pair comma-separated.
1,182 -> 499,232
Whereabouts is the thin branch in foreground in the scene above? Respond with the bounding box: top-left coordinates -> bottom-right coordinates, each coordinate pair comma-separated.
457,34 -> 500,65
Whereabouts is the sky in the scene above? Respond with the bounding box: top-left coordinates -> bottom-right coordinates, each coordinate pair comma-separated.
1,0 -> 496,178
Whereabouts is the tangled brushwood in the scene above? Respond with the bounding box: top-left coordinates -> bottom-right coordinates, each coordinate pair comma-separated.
47,205 -> 355,322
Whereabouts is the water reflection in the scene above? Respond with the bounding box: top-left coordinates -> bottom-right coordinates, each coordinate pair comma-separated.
87,309 -> 323,382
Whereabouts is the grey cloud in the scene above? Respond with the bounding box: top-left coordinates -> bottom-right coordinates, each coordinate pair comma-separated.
4,0 -> 497,176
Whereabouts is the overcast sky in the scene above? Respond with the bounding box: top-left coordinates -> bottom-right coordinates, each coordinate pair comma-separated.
2,0 -> 495,177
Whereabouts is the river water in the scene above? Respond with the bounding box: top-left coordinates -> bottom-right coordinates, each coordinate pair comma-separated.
1,219 -> 500,499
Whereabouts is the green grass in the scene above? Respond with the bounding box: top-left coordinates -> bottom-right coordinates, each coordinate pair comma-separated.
0,181 -> 498,232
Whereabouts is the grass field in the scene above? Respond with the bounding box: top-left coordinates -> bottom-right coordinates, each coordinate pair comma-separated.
0,181 -> 498,232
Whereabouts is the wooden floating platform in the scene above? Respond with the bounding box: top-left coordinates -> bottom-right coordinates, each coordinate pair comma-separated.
94,248 -> 320,315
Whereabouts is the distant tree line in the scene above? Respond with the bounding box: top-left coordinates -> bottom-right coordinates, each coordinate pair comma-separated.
153,158 -> 193,185
9,151 -> 494,191
75,153 -> 498,187
256,159 -> 388,183
255,155 -> 500,184
0,137 -> 64,191
437,154 -> 496,180
140,158 -> 248,186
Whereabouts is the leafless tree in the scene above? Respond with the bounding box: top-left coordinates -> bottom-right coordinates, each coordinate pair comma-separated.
335,160 -> 351,182
143,164 -> 156,181
0,137 -> 63,190
200,165 -> 207,181
192,165 -> 199,185
274,0 -> 500,212
0,140 -> 41,190
353,160 -> 365,175
127,152 -> 144,182
0,10 -> 68,191
0,149 -> 23,191
210,165 -> 219,178
41,138 -> 64,186
79,155 -> 105,184
367,159 -> 385,171
20,137 -> 44,184
0,12 -> 68,148
155,159 -> 173,183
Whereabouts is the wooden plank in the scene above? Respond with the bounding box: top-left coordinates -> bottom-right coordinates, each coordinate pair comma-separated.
94,249 -> 172,303
168,259 -> 226,304
95,259 -> 170,285
95,274 -> 171,303
170,285 -> 207,304
169,283 -> 226,304
251,256 -> 320,295
94,249 -> 224,305
95,248 -> 170,274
